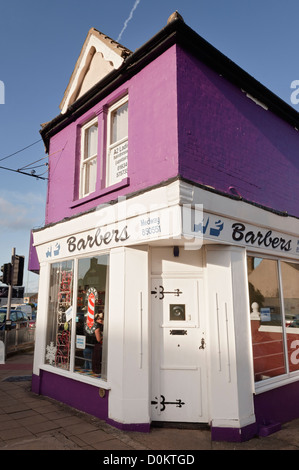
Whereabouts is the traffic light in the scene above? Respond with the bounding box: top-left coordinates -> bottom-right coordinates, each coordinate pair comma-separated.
0,263 -> 12,285
11,255 -> 24,286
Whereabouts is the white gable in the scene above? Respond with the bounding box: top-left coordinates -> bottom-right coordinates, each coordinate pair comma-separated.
60,28 -> 131,114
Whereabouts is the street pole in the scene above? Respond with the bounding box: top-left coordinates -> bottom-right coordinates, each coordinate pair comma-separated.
4,247 -> 15,360
6,247 -> 15,322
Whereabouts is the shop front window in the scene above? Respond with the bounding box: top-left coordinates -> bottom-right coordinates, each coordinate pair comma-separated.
248,256 -> 299,383
74,255 -> 109,380
44,255 -> 109,381
45,261 -> 74,370
281,261 -> 299,374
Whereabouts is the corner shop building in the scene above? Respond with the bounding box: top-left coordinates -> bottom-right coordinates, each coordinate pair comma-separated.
29,15 -> 299,441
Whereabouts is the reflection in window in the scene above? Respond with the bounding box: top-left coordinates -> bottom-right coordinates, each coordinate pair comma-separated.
281,261 -> 299,373
75,255 -> 109,380
248,256 -> 299,382
45,261 -> 73,370
247,256 -> 286,382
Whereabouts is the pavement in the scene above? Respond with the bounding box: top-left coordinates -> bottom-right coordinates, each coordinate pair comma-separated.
0,351 -> 299,453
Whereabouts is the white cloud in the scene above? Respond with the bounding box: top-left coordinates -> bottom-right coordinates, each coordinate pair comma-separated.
0,189 -> 45,231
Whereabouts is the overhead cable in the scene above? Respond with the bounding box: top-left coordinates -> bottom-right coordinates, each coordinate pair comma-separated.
0,139 -> 42,162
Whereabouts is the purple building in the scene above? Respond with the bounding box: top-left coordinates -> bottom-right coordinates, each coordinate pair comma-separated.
30,12 -> 299,442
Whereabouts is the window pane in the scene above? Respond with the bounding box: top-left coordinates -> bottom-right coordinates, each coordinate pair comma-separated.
84,124 -> 98,159
80,121 -> 98,198
111,102 -> 128,144
247,256 -> 286,382
45,261 -> 73,370
281,261 -> 299,373
11,312 -> 17,322
74,255 -> 109,380
83,158 -> 97,195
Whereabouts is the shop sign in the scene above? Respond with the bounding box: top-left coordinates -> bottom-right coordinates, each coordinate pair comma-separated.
231,223 -> 291,252
109,141 -> 128,185
37,205 -> 299,261
39,206 -> 181,262
67,226 -> 130,253
193,212 -> 299,256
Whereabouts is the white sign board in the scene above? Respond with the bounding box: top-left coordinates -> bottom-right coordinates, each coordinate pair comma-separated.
76,335 -> 86,349
108,141 -> 128,186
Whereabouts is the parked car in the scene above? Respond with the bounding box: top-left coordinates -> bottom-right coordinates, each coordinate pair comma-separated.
0,309 -> 35,330
289,319 -> 299,328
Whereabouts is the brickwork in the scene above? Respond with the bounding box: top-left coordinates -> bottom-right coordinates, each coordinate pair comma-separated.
177,46 -> 299,216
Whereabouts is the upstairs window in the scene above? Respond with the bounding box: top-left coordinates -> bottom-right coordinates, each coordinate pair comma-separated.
80,118 -> 98,198
106,96 -> 128,187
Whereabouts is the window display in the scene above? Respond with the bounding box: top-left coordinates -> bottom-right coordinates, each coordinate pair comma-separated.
45,261 -> 73,370
281,261 -> 299,374
248,256 -> 299,383
75,255 -> 109,380
45,255 -> 109,381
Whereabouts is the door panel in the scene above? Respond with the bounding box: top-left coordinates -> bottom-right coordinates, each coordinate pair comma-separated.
151,278 -> 208,423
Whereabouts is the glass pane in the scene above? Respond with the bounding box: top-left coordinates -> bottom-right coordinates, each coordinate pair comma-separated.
45,261 -> 73,370
74,255 -> 109,380
169,304 -> 186,321
85,124 -> 98,160
281,261 -> 299,373
247,256 -> 286,382
83,158 -> 97,195
111,102 -> 128,144
11,312 -> 17,322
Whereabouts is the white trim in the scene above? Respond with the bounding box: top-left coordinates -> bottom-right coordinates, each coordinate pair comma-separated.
60,30 -> 126,114
40,252 -> 110,386
248,253 -> 299,393
79,116 -> 98,199
33,180 -> 299,259
106,95 -> 128,188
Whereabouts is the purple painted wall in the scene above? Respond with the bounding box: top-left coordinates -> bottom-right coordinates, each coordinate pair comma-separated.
32,371 -> 109,421
45,43 -> 299,227
254,381 -> 299,426
45,46 -> 179,225
177,47 -> 299,217
28,230 -> 39,273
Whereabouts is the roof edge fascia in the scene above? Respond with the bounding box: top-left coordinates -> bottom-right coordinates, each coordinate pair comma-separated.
40,17 -> 299,151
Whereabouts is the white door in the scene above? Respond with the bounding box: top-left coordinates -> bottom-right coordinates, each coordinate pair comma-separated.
151,278 -> 208,423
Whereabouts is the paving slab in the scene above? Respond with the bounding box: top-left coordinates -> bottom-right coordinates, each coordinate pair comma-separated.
1,351 -> 299,452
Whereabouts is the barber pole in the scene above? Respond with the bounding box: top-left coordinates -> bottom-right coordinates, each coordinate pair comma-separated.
85,287 -> 98,334
87,292 -> 95,328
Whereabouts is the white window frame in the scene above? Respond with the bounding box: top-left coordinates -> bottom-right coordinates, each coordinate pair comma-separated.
106,95 -> 128,187
80,117 -> 98,198
41,253 -> 110,390
247,252 -> 299,393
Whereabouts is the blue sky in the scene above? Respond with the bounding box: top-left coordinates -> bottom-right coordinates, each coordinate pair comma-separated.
0,0 -> 299,292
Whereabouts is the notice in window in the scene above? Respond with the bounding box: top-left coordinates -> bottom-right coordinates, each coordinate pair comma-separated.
109,140 -> 128,185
